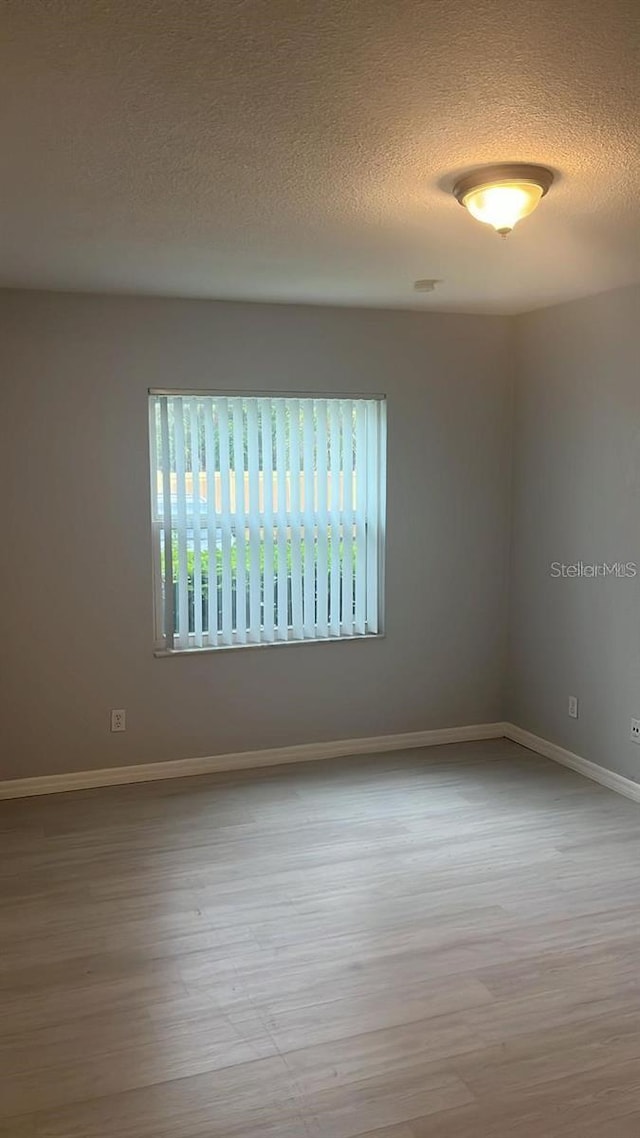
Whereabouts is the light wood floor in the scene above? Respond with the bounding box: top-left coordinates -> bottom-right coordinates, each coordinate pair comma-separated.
2,739 -> 640,1136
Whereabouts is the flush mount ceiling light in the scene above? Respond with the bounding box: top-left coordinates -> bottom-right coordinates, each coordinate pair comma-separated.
453,164 -> 554,236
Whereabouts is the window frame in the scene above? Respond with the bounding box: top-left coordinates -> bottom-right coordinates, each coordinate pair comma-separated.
148,388 -> 387,655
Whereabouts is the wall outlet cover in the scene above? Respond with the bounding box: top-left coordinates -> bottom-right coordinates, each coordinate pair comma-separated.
568,696 -> 578,719
631,718 -> 640,744
110,709 -> 126,732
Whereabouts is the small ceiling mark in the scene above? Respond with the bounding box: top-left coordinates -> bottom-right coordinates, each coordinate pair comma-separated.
413,279 -> 442,292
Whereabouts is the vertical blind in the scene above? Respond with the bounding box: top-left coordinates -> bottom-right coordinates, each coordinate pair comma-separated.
149,392 -> 386,651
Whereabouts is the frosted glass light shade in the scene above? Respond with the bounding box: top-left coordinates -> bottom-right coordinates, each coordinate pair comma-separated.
463,182 -> 543,233
453,165 -> 554,236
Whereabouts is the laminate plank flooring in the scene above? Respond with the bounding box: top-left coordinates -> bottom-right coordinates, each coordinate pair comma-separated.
2,739 -> 640,1136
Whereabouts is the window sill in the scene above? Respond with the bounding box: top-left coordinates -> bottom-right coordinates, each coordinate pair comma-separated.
154,632 -> 384,657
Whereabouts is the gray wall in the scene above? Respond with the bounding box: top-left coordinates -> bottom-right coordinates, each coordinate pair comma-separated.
508,284 -> 640,780
1,291 -> 512,780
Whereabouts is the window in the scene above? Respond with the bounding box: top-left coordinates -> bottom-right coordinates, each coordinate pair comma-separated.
149,391 -> 386,653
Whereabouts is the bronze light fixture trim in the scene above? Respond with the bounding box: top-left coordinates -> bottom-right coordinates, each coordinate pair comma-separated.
453,164 -> 555,236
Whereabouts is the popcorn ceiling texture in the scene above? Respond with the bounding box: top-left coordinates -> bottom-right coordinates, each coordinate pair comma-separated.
2,0 -> 639,312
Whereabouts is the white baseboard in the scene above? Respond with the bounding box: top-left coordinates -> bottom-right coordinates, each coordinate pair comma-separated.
0,721 -> 509,800
5,721 -> 638,805
504,722 -> 640,804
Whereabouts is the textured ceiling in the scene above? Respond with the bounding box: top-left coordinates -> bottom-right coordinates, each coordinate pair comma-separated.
2,0 -> 640,313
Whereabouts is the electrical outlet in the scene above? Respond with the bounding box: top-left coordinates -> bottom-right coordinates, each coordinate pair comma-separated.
568,695 -> 578,719
631,718 -> 640,744
110,709 -> 126,733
